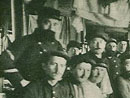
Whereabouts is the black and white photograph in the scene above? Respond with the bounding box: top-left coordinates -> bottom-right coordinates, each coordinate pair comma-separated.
0,0 -> 130,98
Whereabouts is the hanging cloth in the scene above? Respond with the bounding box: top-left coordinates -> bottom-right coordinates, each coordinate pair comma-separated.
44,0 -> 59,9
109,0 -> 130,24
44,0 -> 74,16
73,0 -> 130,27
28,15 -> 38,35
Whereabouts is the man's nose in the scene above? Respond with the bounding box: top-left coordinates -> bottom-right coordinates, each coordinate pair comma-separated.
81,70 -> 85,78
94,70 -> 100,76
54,64 -> 59,73
96,42 -> 100,48
43,22 -> 51,30
50,24 -> 55,31
97,71 -> 101,76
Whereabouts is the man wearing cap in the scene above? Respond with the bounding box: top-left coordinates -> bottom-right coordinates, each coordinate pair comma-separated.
105,38 -> 121,79
117,39 -> 128,58
106,38 -> 118,57
67,40 -> 81,58
0,7 -> 63,88
21,50 -> 74,98
105,38 -> 121,98
84,29 -> 109,64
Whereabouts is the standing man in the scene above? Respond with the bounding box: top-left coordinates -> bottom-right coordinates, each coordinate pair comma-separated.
0,7 -> 63,88
21,50 -> 74,98
105,38 -> 121,79
84,29 -> 109,64
105,38 -> 121,98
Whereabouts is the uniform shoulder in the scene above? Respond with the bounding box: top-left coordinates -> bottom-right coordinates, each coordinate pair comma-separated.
25,80 -> 43,90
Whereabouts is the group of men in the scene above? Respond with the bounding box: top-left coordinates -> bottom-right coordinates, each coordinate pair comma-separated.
0,7 -> 130,98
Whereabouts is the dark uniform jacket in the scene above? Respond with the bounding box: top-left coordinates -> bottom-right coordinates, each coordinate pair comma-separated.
0,28 -> 63,87
105,52 -> 121,98
105,52 -> 121,80
80,51 -> 109,65
21,78 -> 75,98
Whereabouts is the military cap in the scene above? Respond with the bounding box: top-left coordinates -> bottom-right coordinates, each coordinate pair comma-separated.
86,29 -> 109,42
69,55 -> 96,69
41,50 -> 70,63
37,7 -> 61,21
95,63 -> 108,69
67,40 -> 81,51
107,38 -> 117,44
118,39 -> 128,43
49,50 -> 70,60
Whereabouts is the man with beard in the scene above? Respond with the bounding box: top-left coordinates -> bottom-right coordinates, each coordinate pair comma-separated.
0,7 -> 63,88
89,63 -> 113,98
106,38 -> 118,57
105,38 -> 121,98
117,52 -> 130,98
85,29 -> 122,98
83,29 -> 109,64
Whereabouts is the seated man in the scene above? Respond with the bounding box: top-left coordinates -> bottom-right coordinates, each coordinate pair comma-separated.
117,52 -> 130,98
89,62 -> 113,98
21,50 -> 74,98
68,55 -> 104,98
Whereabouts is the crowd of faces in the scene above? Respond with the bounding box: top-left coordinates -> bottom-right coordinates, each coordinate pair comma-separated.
38,14 -> 130,86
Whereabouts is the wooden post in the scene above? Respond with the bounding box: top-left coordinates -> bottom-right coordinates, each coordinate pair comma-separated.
22,3 -> 27,36
11,0 -> 16,41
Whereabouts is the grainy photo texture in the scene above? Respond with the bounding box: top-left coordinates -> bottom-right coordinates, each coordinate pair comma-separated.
0,0 -> 130,98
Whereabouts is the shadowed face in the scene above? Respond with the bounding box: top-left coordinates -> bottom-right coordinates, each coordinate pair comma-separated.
43,56 -> 67,80
123,59 -> 130,72
89,38 -> 106,54
118,41 -> 127,53
72,62 -> 92,83
41,18 -> 62,34
106,42 -> 117,52
90,67 -> 106,83
68,47 -> 81,57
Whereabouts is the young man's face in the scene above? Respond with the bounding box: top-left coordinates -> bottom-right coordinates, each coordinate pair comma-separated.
90,67 -> 106,83
68,47 -> 81,57
89,38 -> 106,54
118,41 -> 127,53
123,59 -> 130,72
44,56 -> 67,80
41,18 -> 62,34
72,62 -> 92,83
106,42 -> 117,52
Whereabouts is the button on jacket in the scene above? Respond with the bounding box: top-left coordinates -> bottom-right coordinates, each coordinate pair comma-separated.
21,79 -> 74,98
0,28 -> 63,87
